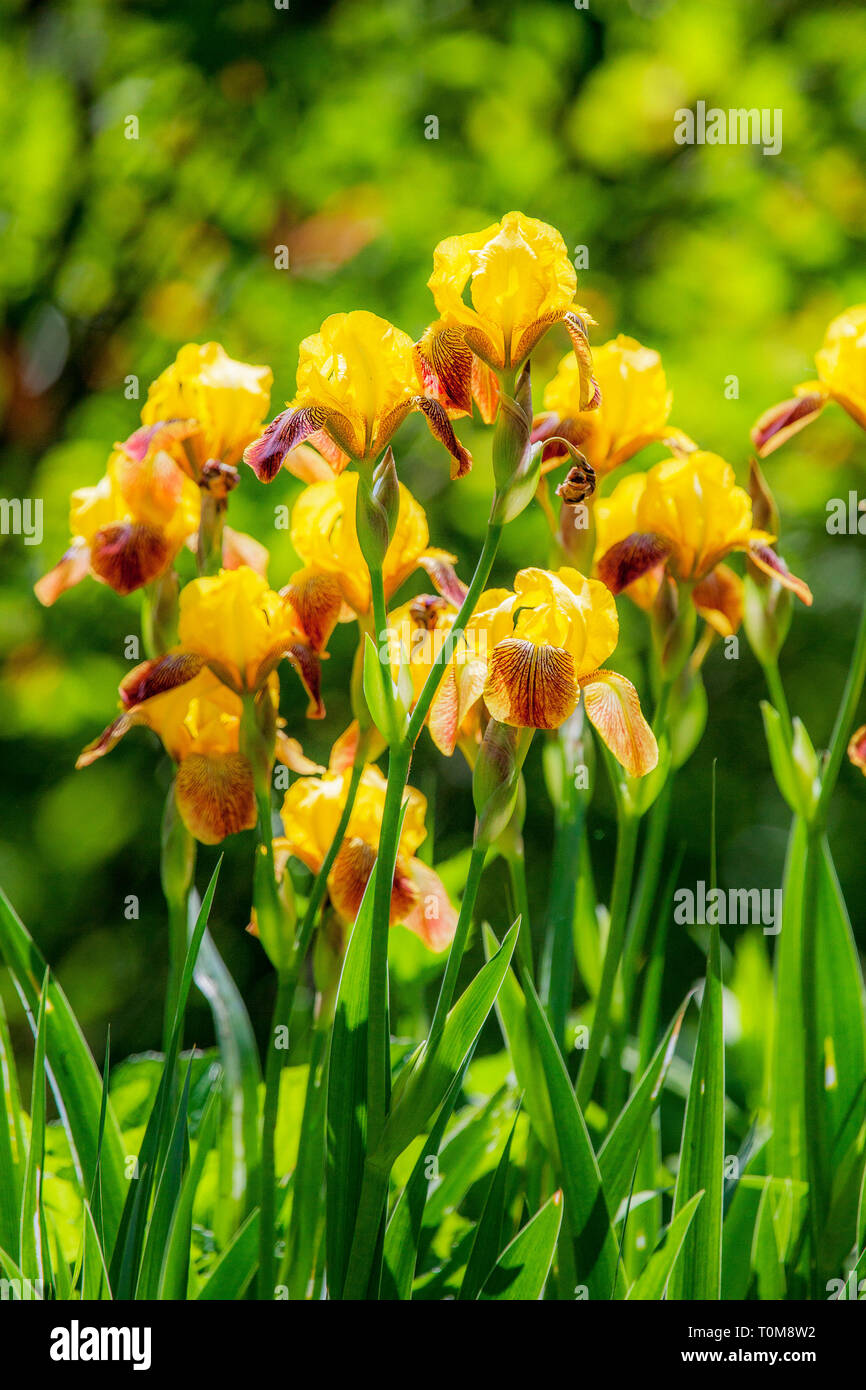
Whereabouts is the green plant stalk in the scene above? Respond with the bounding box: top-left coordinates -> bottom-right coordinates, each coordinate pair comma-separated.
341,1153 -> 391,1299
282,1022 -> 329,1298
541,788 -> 585,1049
426,842 -> 487,1053
576,809 -> 640,1111
761,656 -> 794,747
369,563 -> 400,742
506,849 -> 534,979
197,490 -> 225,577
159,788 -> 196,1057
258,968 -> 291,1301
365,518 -> 506,1154
818,583 -> 866,823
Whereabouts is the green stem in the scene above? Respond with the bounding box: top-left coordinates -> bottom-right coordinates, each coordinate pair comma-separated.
621,778 -> 674,1019
762,657 -> 794,747
541,793 -> 584,1049
369,564 -> 399,741
801,828 -> 830,1294
506,850 -> 534,979
258,968 -> 292,1300
366,741 -> 412,1153
817,584 -> 866,823
197,491 -> 225,577
426,842 -> 487,1053
575,810 -> 640,1111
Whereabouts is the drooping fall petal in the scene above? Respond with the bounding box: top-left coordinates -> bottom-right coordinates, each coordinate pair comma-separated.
174,751 -> 257,845
751,391 -> 828,457
747,541 -> 813,605
580,668 -> 658,778
597,532 -> 671,594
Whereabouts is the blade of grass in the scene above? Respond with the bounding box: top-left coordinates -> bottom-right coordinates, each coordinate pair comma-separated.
478,1190 -> 563,1301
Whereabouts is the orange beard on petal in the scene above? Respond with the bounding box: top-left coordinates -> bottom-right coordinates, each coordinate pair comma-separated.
175,752 -> 257,845
483,638 -> 578,730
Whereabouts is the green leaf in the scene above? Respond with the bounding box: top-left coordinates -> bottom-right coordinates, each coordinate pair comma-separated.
478,1190 -> 563,1300
193,912 -> 262,1240
0,886 -> 126,1249
599,996 -> 689,1220
770,818 -> 808,1186
668,925 -> 725,1300
382,1053 -> 474,1300
751,1177 -> 792,1301
80,1200 -> 112,1300
482,923 -> 556,1158
158,1083 -> 222,1300
760,701 -> 800,814
19,970 -> 49,1289
814,839 -> 866,1170
380,921 -> 519,1165
326,866 -> 376,1300
135,1060 -> 193,1298
109,860 -> 220,1297
196,1209 -> 260,1300
459,1107 -> 519,1300
626,1192 -> 703,1300
521,968 -> 622,1300
0,993 -> 25,1260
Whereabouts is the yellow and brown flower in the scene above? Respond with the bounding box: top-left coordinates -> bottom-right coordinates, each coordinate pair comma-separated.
288,471 -> 465,619
594,451 -> 812,636
244,310 -> 471,482
533,334 -> 694,478
417,211 -> 600,415
277,764 -> 457,951
142,341 -> 273,476
752,306 -> 866,456
77,666 -> 261,845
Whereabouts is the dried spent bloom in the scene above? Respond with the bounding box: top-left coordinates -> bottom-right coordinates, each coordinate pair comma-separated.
277,764 -> 457,951
535,335 -> 694,478
244,310 -> 471,482
288,471 -> 465,619
35,425 -> 201,605
417,211 -> 600,414
595,451 -> 812,636
752,306 -> 866,456
77,666 -> 262,845
143,341 -> 273,475
436,567 -> 658,778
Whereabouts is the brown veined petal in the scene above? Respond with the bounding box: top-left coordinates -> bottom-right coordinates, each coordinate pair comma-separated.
596,532 -> 671,595
284,642 -> 326,718
413,396 -> 473,478
401,860 -> 458,952
34,540 -> 92,606
119,652 -> 204,708
222,526 -> 270,577
747,541 -> 813,605
484,638 -> 578,730
428,666 -> 461,756
244,405 -> 332,482
580,669 -> 658,778
90,521 -> 172,595
693,563 -> 744,637
174,752 -> 257,845
847,724 -> 866,773
330,837 -> 377,923
76,710 -> 142,768
417,550 -> 467,608
282,568 -> 344,654
415,323 -> 474,415
750,391 -> 828,457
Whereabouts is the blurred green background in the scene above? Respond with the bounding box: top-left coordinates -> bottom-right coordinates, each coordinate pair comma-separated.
2,0 -> 865,1075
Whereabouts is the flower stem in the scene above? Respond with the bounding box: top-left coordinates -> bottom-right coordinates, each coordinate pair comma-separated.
426,841 -> 487,1053
761,657 -> 794,747
575,808 -> 639,1111
258,967 -> 292,1301
817,584 -> 866,823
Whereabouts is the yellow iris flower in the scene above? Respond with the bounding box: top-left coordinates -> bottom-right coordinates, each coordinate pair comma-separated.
382,594 -> 484,758
752,306 -> 866,455
77,666 -> 261,845
535,335 -> 693,478
595,451 -> 812,635
417,211 -> 599,417
143,341 -> 273,475
244,310 -> 471,482
35,424 -> 201,605
289,472 -> 464,618
434,567 -> 658,778
277,765 -> 457,951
